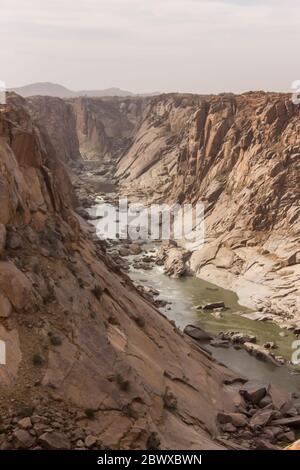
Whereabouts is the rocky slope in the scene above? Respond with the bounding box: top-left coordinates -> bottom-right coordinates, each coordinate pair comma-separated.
0,93 -> 252,450
117,93 -> 300,324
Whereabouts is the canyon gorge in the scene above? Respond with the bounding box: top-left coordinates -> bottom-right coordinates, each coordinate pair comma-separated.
0,89 -> 299,450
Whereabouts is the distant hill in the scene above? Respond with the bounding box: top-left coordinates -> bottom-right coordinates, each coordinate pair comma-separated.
10,82 -> 158,98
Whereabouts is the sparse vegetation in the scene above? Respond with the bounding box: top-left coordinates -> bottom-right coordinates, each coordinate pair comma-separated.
92,285 -> 103,300
32,353 -> 44,366
84,409 -> 95,420
134,315 -> 145,328
146,432 -> 161,450
115,373 -> 130,391
48,332 -> 63,346
16,203 -> 25,215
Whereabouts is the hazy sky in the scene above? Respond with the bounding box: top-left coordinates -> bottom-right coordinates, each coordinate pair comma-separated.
1,0 -> 299,94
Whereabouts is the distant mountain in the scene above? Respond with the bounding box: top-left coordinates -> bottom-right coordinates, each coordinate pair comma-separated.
10,83 -> 77,98
10,82 -> 158,98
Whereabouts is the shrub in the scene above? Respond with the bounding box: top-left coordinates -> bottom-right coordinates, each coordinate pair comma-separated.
49,333 -> 62,346
134,316 -> 145,328
32,354 -> 44,366
116,373 -> 130,391
92,285 -> 103,300
146,432 -> 161,450
84,409 -> 95,420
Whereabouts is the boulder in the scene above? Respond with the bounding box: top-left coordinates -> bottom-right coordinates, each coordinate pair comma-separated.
13,429 -> 36,449
243,342 -> 281,366
202,301 -> 225,311
254,438 -> 280,450
75,207 -> 90,220
129,244 -> 142,255
0,293 -> 12,318
6,230 -> 22,249
277,431 -> 295,443
38,431 -> 71,450
164,247 -> 191,278
241,312 -> 273,322
217,412 -> 248,428
259,396 -> 272,408
249,409 -> 273,430
0,261 -> 33,310
84,435 -> 97,448
239,382 -> 267,404
221,423 -> 236,433
271,416 -> 300,427
268,383 -> 291,410
189,241 -> 220,271
18,417 -> 32,430
119,247 -> 130,257
183,325 -> 213,341
219,331 -> 256,345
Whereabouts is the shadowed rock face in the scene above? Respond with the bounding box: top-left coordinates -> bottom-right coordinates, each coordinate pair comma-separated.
0,94 -> 245,450
27,95 -> 148,163
71,97 -> 147,161
26,96 -> 82,165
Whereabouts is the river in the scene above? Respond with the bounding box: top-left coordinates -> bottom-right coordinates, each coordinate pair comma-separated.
88,198 -> 300,395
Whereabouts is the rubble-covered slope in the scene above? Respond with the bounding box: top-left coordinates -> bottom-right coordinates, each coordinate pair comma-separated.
0,94 -> 245,450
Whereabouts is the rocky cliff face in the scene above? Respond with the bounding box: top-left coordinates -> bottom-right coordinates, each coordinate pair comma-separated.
27,96 -> 147,164
0,94 -> 244,450
27,96 -> 82,165
117,93 -> 300,321
72,96 -> 147,161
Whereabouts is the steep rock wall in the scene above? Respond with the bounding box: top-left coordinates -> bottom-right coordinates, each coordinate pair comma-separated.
72,97 -> 147,160
27,96 -> 82,165
117,93 -> 300,318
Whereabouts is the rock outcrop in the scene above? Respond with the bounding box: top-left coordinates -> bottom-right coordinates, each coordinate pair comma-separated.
0,94 -> 250,450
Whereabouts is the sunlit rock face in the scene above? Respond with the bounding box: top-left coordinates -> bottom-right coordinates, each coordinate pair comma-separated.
116,92 -> 300,320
